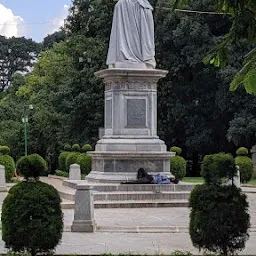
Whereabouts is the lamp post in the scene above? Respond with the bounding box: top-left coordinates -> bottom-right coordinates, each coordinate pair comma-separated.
22,104 -> 33,156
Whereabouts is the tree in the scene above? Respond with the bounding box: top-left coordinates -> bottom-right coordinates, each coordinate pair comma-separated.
0,36 -> 40,91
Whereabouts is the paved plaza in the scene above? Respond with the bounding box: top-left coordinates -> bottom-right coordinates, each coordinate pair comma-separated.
0,187 -> 256,254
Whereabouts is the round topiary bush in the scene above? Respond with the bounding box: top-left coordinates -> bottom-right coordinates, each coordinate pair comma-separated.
2,181 -> 63,255
71,144 -> 81,152
201,153 -> 236,185
235,156 -> 253,183
77,153 -> 92,175
66,152 -> 80,170
16,154 -> 48,180
81,144 -> 93,153
170,146 -> 182,156
0,154 -> 15,181
236,147 -> 249,156
0,146 -> 10,155
189,184 -> 249,255
64,144 -> 71,152
170,155 -> 186,181
58,151 -> 69,172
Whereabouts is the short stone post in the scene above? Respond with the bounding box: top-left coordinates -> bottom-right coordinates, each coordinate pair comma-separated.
69,164 -> 81,180
233,165 -> 241,188
71,185 -> 96,232
0,165 -> 7,191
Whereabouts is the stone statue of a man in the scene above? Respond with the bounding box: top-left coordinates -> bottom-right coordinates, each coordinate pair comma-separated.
107,0 -> 156,69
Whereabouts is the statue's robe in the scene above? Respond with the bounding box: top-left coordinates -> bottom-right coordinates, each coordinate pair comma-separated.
107,0 -> 156,68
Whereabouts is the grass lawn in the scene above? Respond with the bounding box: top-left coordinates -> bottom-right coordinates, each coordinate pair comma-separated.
183,177 -> 256,185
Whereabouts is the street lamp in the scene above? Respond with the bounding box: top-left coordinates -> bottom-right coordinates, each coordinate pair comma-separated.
22,104 -> 33,156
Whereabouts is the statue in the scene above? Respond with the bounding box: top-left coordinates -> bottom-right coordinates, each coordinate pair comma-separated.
106,0 -> 156,69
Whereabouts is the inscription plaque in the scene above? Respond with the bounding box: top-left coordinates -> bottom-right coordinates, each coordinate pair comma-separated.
127,99 -> 146,128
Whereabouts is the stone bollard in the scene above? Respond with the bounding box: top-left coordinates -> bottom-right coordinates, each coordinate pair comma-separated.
0,165 -> 7,191
69,164 -> 81,180
71,185 -> 96,232
226,165 -> 241,188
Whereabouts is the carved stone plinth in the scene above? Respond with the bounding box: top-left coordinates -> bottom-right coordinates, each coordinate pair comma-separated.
87,68 -> 173,182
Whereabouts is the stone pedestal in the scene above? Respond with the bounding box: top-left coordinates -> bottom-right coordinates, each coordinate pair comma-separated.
71,185 -> 96,232
88,68 -> 173,182
69,164 -> 81,180
0,165 -> 7,192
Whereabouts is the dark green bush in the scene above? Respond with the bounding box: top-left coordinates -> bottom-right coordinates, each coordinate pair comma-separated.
66,152 -> 80,170
77,153 -> 92,175
236,147 -> 249,156
2,181 -> 63,255
170,146 -> 182,156
55,170 -> 69,177
81,144 -> 93,153
201,153 -> 236,185
235,156 -> 253,183
71,144 -> 81,152
0,155 -> 15,181
64,144 -> 71,152
189,184 -> 249,255
170,155 -> 186,181
0,146 -> 10,155
16,154 -> 48,180
58,151 -> 69,172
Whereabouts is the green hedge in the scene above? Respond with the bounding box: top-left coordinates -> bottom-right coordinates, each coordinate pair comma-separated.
201,153 -> 236,185
0,146 -> 10,155
81,144 -> 93,153
77,153 -> 92,175
170,146 -> 182,156
170,155 -> 186,181
2,181 -> 63,255
71,144 -> 81,152
64,144 -> 71,152
235,156 -> 253,183
55,170 -> 69,178
58,151 -> 69,172
66,152 -> 80,170
236,147 -> 248,156
0,155 -> 15,181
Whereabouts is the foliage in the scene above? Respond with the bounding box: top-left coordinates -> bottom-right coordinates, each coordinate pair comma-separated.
82,144 -> 93,153
66,152 -> 80,170
64,144 -> 71,152
2,181 -> 63,255
58,152 -> 70,172
0,154 -> 15,181
170,146 -> 182,156
235,156 -> 253,183
71,144 -> 81,152
16,154 -> 48,180
77,153 -> 92,175
55,170 -> 69,178
189,184 -> 250,255
236,147 -> 249,156
201,153 -> 236,185
0,145 -> 10,155
170,155 -> 186,180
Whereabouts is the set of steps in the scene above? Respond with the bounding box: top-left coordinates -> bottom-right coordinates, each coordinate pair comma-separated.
43,176 -> 195,209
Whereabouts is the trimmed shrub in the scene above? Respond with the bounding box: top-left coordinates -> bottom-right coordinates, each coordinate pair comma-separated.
170,146 -> 182,156
170,155 -> 186,181
16,154 -> 48,180
2,181 -> 63,255
58,151 -> 69,172
77,153 -> 92,175
82,144 -> 93,153
201,153 -> 236,185
236,147 -> 248,156
71,144 -> 81,152
55,170 -> 69,177
66,152 -> 80,170
0,154 -> 15,181
235,156 -> 253,183
0,146 -> 10,155
64,144 -> 71,152
189,184 -> 249,255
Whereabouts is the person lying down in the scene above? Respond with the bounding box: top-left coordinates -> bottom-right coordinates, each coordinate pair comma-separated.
121,168 -> 178,184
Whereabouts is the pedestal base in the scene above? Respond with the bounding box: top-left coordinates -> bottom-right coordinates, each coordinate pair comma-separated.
71,220 -> 96,232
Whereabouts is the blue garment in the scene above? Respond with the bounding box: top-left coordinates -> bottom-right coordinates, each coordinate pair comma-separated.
152,174 -> 171,184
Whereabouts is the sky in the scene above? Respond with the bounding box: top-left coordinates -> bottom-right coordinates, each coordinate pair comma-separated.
0,0 -> 72,42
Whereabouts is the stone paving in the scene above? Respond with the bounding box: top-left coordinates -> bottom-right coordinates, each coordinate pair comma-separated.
1,183 -> 256,254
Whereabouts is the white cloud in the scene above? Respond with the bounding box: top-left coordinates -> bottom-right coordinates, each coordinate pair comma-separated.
46,4 -> 69,36
0,4 -> 24,37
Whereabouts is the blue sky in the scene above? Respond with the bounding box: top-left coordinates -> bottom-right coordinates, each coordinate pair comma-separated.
0,0 -> 72,42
